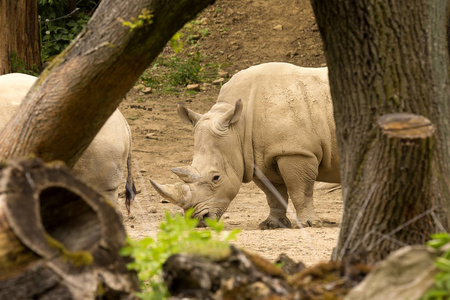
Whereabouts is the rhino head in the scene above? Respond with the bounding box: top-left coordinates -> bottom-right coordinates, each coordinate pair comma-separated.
150,99 -> 244,226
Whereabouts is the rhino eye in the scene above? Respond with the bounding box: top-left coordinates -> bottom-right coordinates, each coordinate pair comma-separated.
212,175 -> 220,182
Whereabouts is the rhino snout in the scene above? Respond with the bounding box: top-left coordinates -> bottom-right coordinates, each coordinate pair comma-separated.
193,210 -> 211,227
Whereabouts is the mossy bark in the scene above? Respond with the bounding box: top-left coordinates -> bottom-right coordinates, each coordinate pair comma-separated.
0,159 -> 138,299
0,0 -> 214,167
311,0 -> 450,264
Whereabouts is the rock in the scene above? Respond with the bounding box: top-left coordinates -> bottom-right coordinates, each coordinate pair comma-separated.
273,24 -> 283,31
139,169 -> 147,173
286,50 -> 298,58
200,17 -> 208,25
160,199 -> 170,203
202,83 -> 212,88
186,84 -> 200,91
134,84 -> 145,91
218,71 -> 229,78
142,87 -> 152,94
146,133 -> 158,140
212,78 -> 225,85
189,34 -> 201,41
345,246 -> 438,300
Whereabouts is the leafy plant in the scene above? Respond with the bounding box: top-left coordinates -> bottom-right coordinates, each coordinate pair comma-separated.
139,52 -> 204,92
120,210 -> 240,300
38,0 -> 99,62
10,52 -> 40,76
169,32 -> 184,53
165,52 -> 202,86
421,233 -> 450,300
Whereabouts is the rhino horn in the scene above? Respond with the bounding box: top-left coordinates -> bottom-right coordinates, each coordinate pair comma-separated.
171,166 -> 200,183
149,179 -> 192,208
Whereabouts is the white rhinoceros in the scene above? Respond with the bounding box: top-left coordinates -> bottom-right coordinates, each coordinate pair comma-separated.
0,73 -> 136,211
151,62 -> 340,228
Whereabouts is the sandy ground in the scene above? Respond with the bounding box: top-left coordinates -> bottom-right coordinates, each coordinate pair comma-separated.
115,0 -> 343,266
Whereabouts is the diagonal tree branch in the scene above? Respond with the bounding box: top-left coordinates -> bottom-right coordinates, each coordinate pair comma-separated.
0,0 -> 214,167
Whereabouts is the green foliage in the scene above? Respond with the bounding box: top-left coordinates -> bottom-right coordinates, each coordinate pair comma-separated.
10,52 -> 40,76
139,52 -> 230,95
120,210 -> 240,300
120,9 -> 154,31
38,0 -> 99,62
169,32 -> 183,53
166,52 -> 202,86
139,52 -> 202,92
421,233 -> 450,300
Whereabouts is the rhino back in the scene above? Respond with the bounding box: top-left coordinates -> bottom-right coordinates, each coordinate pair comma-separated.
73,109 -> 130,196
217,63 -> 337,178
0,73 -> 37,128
0,73 -> 131,203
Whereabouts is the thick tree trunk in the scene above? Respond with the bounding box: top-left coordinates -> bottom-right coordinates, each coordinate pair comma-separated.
0,0 -> 41,74
0,159 -> 139,299
337,113 -> 442,263
0,0 -> 214,167
311,0 -> 450,264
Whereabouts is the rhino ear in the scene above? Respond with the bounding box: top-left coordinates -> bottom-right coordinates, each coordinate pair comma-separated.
177,102 -> 202,126
218,99 -> 243,127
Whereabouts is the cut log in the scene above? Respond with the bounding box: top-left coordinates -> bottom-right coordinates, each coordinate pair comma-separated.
0,158 -> 139,299
336,113 -> 443,264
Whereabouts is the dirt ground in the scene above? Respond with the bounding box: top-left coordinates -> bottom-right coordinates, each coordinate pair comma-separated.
117,0 -> 343,266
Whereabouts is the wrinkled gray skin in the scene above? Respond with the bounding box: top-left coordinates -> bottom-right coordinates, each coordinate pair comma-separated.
151,62 -> 340,229
0,73 -> 136,212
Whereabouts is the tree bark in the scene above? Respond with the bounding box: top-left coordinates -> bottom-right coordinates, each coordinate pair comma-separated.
0,158 -> 139,299
0,0 -> 41,74
311,0 -> 450,264
339,113 -> 442,263
0,0 -> 214,167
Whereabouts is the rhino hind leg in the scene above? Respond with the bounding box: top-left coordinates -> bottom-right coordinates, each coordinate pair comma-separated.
276,155 -> 322,228
253,178 -> 292,230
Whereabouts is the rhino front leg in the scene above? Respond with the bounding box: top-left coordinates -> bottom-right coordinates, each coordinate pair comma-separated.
276,155 -> 322,228
253,178 -> 292,229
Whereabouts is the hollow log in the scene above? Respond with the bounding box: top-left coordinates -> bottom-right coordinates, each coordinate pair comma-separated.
0,158 -> 139,299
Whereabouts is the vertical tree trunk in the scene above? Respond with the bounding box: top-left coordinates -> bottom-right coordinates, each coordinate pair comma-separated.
311,0 -> 450,264
0,0 -> 41,74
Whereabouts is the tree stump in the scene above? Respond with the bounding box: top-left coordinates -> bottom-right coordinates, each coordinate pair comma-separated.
336,113 -> 445,264
0,158 -> 139,299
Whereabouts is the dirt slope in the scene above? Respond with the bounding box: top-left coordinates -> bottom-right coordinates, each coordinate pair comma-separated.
117,0 -> 342,266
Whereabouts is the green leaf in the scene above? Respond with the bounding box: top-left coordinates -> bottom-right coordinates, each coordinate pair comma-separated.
170,32 -> 184,53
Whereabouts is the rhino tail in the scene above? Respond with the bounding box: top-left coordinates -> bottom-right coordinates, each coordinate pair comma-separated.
125,176 -> 136,215
124,116 -> 136,215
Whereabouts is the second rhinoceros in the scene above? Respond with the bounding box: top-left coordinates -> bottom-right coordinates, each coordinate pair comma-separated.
151,62 -> 340,229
